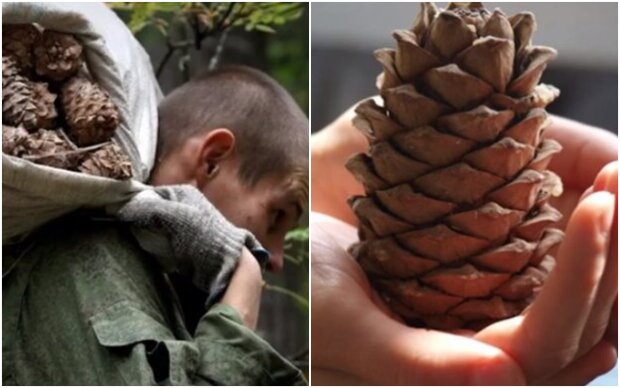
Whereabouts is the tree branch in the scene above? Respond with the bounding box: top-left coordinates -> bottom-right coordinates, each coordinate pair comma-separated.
156,38 -> 191,79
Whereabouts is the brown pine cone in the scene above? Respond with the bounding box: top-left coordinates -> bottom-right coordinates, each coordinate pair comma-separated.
2,56 -> 21,88
2,57 -> 58,131
61,76 -> 119,146
79,143 -> 133,179
21,128 -> 80,170
3,60 -> 39,131
2,124 -> 30,156
347,2 -> 563,330
2,24 -> 40,75
33,30 -> 84,82
31,82 -> 58,129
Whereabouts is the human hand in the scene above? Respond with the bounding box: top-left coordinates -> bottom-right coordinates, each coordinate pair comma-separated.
474,161 -> 617,384
311,177 -> 617,385
311,212 -> 525,385
311,103 -> 618,385
220,247 -> 264,330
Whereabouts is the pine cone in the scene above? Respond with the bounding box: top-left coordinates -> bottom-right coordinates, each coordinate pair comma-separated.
3,24 -> 40,75
2,57 -> 58,131
2,124 -> 30,156
33,30 -> 83,82
21,128 -> 80,170
79,143 -> 132,179
61,76 -> 119,146
347,2 -> 563,330
3,56 -> 21,88
31,82 -> 58,129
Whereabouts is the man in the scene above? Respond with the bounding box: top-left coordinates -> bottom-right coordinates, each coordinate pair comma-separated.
3,66 -> 308,385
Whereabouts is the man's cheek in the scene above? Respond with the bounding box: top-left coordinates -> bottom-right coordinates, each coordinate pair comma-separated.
240,214 -> 266,242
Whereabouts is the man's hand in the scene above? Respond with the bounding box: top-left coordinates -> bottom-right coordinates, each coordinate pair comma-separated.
311,102 -> 618,385
221,248 -> 263,330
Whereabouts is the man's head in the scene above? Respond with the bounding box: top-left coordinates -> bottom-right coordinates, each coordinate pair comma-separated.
150,66 -> 308,271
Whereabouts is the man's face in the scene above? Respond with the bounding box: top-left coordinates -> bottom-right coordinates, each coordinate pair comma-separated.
199,158 -> 304,272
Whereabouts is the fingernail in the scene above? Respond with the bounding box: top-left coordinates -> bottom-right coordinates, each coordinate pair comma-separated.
594,162 -> 618,193
580,186 -> 594,202
590,191 -> 615,233
594,172 -> 612,192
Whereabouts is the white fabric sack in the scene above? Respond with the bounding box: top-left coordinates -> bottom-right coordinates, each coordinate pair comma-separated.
3,2 -> 162,243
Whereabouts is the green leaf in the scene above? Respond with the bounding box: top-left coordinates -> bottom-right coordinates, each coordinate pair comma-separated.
254,24 -> 276,33
286,227 -> 309,241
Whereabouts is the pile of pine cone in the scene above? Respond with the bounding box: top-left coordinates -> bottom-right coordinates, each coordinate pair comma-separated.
2,24 -> 132,179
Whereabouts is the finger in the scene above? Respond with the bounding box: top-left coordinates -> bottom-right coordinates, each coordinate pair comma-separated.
578,163 -> 618,356
580,186 -> 593,202
605,299 -> 618,349
546,115 -> 618,190
537,341 -> 617,386
592,162 -> 619,192
480,192 -> 615,381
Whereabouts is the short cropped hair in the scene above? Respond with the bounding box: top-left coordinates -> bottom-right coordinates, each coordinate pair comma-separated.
156,66 -> 308,191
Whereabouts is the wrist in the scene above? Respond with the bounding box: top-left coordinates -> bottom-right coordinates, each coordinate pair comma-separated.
220,248 -> 264,329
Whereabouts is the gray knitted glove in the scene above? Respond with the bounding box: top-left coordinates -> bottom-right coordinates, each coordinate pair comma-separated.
106,185 -> 265,302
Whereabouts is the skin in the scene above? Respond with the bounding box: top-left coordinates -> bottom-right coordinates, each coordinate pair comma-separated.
311,104 -> 618,385
150,128 -> 304,330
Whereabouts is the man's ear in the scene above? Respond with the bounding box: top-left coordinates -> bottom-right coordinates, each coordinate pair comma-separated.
195,128 -> 236,185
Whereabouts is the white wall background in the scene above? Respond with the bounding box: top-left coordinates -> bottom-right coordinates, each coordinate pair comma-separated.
312,2 -> 618,69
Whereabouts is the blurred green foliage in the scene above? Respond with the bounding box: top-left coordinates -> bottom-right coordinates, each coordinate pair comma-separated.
109,2 -> 303,35
108,2 -> 305,81
266,10 -> 309,113
274,226 -> 309,312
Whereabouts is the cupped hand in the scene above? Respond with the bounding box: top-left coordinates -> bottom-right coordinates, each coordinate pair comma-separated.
311,104 -> 618,385
475,162 -> 617,384
312,212 -> 525,385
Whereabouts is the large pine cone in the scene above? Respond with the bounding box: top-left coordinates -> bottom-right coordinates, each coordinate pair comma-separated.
33,30 -> 83,82
79,143 -> 133,179
3,24 -> 40,75
2,56 -> 57,131
61,76 -> 119,146
347,2 -> 564,330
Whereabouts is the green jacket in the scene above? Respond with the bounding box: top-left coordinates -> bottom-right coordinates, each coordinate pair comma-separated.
3,219 -> 306,385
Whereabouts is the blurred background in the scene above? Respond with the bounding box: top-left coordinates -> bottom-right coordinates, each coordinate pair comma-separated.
110,2 -> 309,375
312,3 -> 617,385
312,3 -> 618,135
